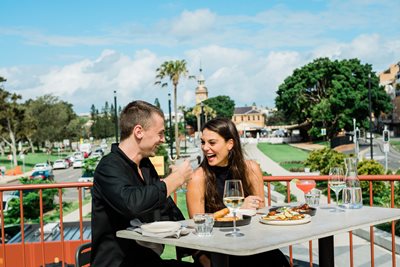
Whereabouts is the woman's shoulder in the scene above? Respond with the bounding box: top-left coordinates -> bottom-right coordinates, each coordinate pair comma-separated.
245,159 -> 260,169
192,167 -> 205,179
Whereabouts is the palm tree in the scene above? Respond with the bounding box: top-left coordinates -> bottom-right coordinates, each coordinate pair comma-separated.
155,60 -> 193,158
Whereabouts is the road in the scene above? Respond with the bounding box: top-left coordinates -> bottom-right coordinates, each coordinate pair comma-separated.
361,138 -> 400,171
6,167 -> 84,202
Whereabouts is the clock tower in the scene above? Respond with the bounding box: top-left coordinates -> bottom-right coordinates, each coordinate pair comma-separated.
195,68 -> 208,104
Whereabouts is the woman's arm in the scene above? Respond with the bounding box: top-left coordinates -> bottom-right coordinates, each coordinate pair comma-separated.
186,168 -> 206,218
241,160 -> 265,209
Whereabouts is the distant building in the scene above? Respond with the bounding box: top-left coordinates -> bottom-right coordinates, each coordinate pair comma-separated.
232,104 -> 266,137
195,68 -> 208,104
379,62 -> 400,136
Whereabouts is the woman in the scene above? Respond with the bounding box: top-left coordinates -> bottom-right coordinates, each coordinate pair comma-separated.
186,117 -> 289,267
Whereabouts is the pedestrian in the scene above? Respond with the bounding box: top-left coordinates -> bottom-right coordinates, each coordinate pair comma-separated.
91,100 -> 198,267
186,117 -> 290,267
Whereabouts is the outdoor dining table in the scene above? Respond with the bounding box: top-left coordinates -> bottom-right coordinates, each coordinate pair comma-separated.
116,205 -> 400,267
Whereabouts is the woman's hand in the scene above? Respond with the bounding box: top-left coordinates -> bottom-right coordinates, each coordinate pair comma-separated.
241,195 -> 264,209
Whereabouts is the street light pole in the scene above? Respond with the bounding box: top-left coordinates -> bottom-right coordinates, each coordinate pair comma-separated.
200,102 -> 205,129
168,93 -> 173,158
368,73 -> 373,160
114,90 -> 119,143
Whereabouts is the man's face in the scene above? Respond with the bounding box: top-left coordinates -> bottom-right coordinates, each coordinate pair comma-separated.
140,114 -> 166,157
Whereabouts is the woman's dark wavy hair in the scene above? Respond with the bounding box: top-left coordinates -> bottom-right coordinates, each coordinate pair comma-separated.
200,117 -> 253,212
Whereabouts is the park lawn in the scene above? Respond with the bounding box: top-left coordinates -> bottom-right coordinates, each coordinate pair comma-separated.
257,143 -> 309,163
0,151 -> 72,171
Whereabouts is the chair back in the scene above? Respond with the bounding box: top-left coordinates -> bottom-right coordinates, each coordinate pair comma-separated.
75,242 -> 91,267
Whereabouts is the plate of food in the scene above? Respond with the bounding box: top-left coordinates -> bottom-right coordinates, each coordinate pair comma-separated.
212,208 -> 252,227
269,204 -> 317,216
260,207 -> 312,226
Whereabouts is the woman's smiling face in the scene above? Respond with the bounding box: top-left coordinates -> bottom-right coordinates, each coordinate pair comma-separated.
201,128 -> 233,167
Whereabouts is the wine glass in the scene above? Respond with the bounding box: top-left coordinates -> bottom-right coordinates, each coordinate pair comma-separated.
294,179 -> 316,202
328,167 -> 346,212
223,180 -> 245,237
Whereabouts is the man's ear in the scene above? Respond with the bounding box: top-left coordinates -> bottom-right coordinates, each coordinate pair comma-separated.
133,125 -> 144,139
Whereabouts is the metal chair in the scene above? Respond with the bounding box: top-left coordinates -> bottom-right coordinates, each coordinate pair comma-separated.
75,242 -> 91,267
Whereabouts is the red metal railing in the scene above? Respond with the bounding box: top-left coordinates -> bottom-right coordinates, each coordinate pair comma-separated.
0,182 -> 93,267
0,175 -> 399,267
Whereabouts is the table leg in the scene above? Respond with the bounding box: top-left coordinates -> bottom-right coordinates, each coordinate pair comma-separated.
210,253 -> 229,267
318,235 -> 334,267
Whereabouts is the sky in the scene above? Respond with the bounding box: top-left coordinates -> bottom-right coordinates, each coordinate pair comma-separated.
1,0 -> 400,115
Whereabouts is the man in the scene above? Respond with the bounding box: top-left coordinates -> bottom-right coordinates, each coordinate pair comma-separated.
91,100 -> 195,266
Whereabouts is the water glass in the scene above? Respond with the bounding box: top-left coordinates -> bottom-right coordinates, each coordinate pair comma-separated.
193,213 -> 214,237
342,187 -> 363,209
304,188 -> 321,207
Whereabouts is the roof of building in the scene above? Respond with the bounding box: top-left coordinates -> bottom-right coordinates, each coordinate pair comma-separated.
7,221 -> 91,244
234,106 -> 261,115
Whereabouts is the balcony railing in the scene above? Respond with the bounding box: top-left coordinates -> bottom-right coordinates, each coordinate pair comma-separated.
0,175 -> 399,267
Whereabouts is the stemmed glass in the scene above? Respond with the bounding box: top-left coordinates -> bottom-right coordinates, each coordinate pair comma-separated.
328,167 -> 346,212
294,179 -> 316,202
223,180 -> 245,237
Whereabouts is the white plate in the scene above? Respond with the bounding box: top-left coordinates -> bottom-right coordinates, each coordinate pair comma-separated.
237,209 -> 257,217
140,221 -> 181,233
259,214 -> 312,225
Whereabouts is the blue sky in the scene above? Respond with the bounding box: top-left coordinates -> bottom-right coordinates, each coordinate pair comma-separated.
1,0 -> 399,114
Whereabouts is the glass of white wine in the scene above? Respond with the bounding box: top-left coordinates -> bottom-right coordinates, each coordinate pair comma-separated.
328,167 -> 346,212
223,179 -> 245,237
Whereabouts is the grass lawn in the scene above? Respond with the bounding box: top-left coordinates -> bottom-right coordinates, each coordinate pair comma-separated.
257,143 -> 309,171
0,151 -> 73,172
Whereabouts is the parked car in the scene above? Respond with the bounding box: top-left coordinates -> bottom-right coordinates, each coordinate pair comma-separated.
73,159 -> 83,169
73,152 -> 84,161
33,163 -> 52,172
53,159 -> 69,170
29,170 -> 54,181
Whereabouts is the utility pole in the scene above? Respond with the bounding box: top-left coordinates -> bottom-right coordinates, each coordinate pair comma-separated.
114,90 -> 119,143
168,93 -> 173,158
368,74 -> 373,159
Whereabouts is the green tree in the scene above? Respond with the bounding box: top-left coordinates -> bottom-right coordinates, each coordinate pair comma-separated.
203,95 -> 235,118
155,60 -> 194,158
0,78 -> 26,166
4,178 -> 58,224
304,147 -> 346,175
25,95 -> 81,149
275,58 -> 392,139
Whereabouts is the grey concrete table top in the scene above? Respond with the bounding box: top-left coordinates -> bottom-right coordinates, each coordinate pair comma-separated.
117,205 -> 400,257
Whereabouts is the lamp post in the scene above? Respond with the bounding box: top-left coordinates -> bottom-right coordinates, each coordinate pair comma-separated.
114,90 -> 119,143
368,73 -> 373,159
200,102 -> 205,129
168,93 -> 173,158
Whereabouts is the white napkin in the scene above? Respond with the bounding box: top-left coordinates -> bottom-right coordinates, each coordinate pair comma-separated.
129,218 -> 190,238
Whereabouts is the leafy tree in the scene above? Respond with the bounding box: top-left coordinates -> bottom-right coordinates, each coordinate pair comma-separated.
90,102 -> 115,139
275,58 -> 392,139
25,95 -> 81,149
304,147 -> 346,175
203,95 -> 235,118
267,110 -> 290,126
4,178 -> 58,224
357,159 -> 388,206
0,78 -> 26,166
155,60 -> 194,158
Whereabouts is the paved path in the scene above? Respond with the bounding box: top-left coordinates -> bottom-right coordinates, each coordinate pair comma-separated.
243,142 -> 400,267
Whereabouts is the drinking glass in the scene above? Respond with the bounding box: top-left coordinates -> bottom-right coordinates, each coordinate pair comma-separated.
223,180 -> 245,237
328,167 -> 346,212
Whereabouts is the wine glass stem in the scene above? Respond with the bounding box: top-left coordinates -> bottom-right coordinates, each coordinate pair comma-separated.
233,210 -> 237,232
335,193 -> 339,209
